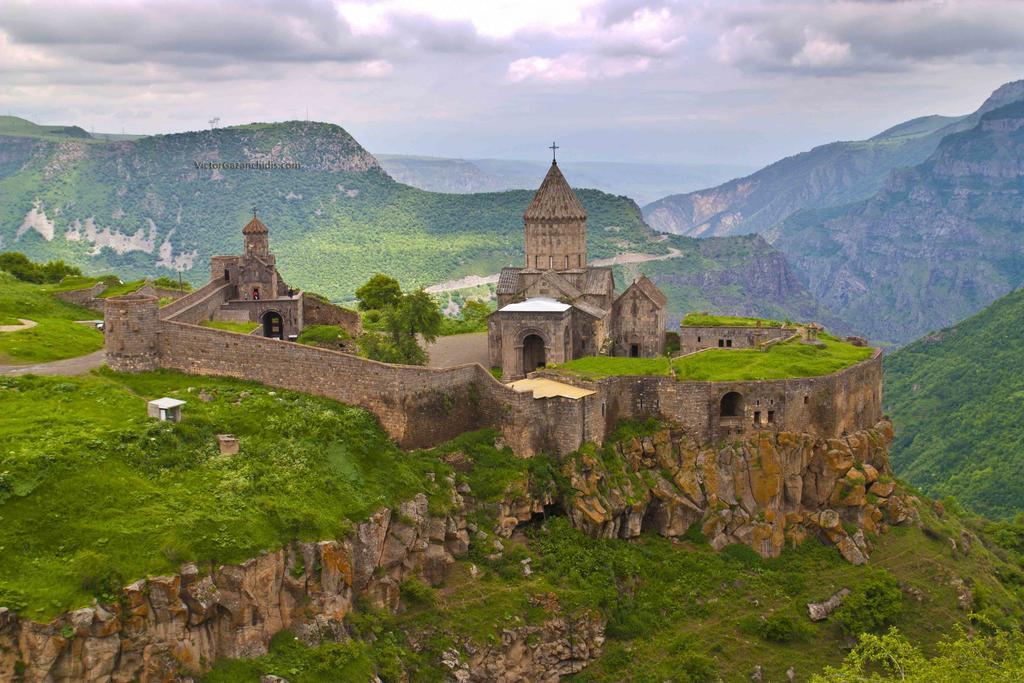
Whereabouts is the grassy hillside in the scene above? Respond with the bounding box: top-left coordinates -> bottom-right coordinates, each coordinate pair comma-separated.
885,287 -> 1024,518
0,121 -> 666,301
0,370 -> 451,619
0,273 -> 103,363
3,370 -> 1023,680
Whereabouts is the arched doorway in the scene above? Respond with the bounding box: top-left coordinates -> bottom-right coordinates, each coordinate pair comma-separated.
522,334 -> 546,373
720,391 -> 743,418
262,311 -> 284,339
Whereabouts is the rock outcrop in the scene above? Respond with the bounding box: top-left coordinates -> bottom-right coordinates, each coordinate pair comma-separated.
1,493 -> 471,682
443,601 -> 605,683
562,419 -> 911,561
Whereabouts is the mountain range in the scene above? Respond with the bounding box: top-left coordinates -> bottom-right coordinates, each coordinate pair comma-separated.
376,155 -> 753,206
643,79 -> 1024,345
0,116 -> 826,327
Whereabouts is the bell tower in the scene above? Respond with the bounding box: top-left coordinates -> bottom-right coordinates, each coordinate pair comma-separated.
242,208 -> 270,259
523,145 -> 587,271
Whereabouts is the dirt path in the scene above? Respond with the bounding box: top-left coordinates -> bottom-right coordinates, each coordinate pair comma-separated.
0,349 -> 106,376
0,318 -> 38,332
425,247 -> 683,294
426,332 -> 488,368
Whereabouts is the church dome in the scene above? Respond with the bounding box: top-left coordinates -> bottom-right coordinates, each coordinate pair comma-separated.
242,215 -> 269,235
524,161 -> 587,222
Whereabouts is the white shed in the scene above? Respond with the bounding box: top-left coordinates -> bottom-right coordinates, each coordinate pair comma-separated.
147,397 -> 186,423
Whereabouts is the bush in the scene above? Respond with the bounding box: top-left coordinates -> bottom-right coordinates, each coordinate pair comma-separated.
835,569 -> 904,636
756,613 -> 811,643
399,577 -> 437,608
0,252 -> 82,284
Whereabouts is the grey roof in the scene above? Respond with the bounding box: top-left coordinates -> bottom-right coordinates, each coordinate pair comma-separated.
499,297 -> 571,313
497,267 -> 522,295
573,300 -> 608,319
582,267 -> 614,296
149,397 -> 186,409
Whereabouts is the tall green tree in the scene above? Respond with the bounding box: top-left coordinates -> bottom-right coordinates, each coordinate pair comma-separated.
355,274 -> 402,312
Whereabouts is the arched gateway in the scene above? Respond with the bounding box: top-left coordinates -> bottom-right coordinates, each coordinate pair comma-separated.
262,311 -> 284,339
522,334 -> 546,373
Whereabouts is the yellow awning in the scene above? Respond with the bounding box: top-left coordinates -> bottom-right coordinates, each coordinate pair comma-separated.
508,377 -> 596,400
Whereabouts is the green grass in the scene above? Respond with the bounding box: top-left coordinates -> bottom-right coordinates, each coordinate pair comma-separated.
681,312 -> 786,327
673,334 -> 874,381
199,320 -> 259,334
207,505 -> 1024,682
96,279 -> 146,298
295,324 -> 350,346
0,273 -> 103,363
553,356 -> 671,378
0,369 -> 457,619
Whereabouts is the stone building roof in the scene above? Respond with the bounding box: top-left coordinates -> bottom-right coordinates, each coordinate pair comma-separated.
573,299 -> 607,319
497,267 -> 522,295
242,216 -> 269,235
622,275 -> 668,308
524,161 -> 587,222
582,267 -> 614,296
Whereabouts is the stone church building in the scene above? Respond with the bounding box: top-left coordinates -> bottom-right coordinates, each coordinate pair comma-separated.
488,160 -> 667,379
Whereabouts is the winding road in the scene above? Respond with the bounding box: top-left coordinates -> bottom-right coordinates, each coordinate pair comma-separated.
425,247 -> 682,294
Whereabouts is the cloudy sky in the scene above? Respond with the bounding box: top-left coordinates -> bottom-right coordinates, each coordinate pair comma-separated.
2,0 -> 1023,166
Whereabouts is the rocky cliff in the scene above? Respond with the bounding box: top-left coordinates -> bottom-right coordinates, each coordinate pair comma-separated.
0,420 -> 912,681
771,99 -> 1024,344
558,420 -> 911,564
642,79 -> 1024,239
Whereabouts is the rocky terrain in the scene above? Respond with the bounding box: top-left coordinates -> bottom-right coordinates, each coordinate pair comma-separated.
643,79 -> 1024,239
772,99 -> 1024,344
0,417 -> 913,681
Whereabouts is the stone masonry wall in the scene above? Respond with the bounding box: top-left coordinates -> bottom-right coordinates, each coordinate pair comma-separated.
301,296 -> 362,337
106,293 -> 882,457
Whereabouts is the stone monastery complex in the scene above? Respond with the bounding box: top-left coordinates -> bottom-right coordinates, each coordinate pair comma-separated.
103,159 -> 884,458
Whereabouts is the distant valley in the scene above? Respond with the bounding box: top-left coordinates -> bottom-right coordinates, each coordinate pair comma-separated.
377,155 -> 753,206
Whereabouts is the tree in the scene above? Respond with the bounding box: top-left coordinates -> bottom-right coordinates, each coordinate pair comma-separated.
834,569 -> 904,636
461,299 -> 491,328
811,624 -> 1024,682
385,289 -> 442,345
355,274 -> 402,312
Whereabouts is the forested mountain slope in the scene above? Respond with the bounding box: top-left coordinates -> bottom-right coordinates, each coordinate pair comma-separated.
643,79 -> 1024,238
885,287 -> 1024,518
773,100 -> 1024,345
0,120 -> 666,301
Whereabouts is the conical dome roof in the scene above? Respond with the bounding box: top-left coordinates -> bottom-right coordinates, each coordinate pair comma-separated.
524,161 -> 587,222
242,215 -> 269,235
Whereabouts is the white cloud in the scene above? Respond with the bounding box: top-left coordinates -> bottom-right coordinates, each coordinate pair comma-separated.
791,31 -> 851,69
507,53 -> 651,83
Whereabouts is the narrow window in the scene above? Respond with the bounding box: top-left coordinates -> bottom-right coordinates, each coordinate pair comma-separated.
767,410 -> 775,424
564,255 -> 569,268
577,254 -> 582,268
549,255 -> 553,269
718,339 -> 724,348
753,411 -> 761,425
697,336 -> 701,343
803,395 -> 809,405
601,403 -> 606,416
726,339 -> 733,348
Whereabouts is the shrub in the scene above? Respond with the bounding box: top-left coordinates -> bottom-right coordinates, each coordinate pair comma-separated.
757,613 -> 811,643
399,577 -> 437,608
835,569 -> 904,636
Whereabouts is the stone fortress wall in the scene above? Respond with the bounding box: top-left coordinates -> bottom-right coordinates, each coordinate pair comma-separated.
677,324 -> 797,355
105,283 -> 884,456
